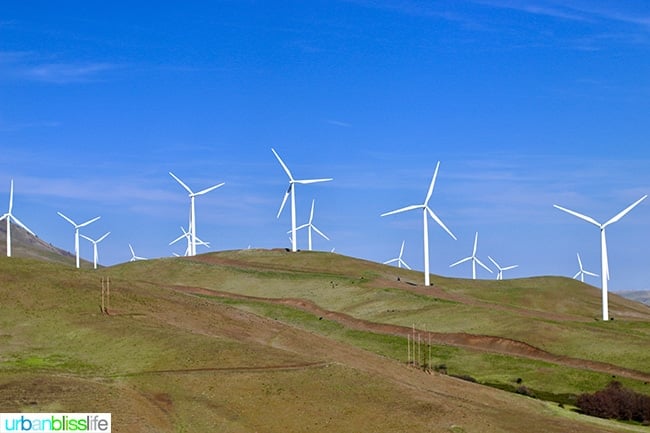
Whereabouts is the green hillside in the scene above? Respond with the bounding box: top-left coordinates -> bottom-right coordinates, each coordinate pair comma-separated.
1,251 -> 649,433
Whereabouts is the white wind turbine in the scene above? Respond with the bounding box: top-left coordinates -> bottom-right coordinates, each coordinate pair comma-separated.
291,199 -> 329,251
381,161 -> 456,286
554,194 -> 647,321
272,148 -> 332,253
80,232 -> 110,269
383,240 -> 411,270
487,255 -> 518,280
58,212 -> 100,269
169,172 -> 224,256
129,244 -> 147,262
573,252 -> 598,283
450,232 -> 492,280
169,226 -> 210,256
1,179 -> 35,257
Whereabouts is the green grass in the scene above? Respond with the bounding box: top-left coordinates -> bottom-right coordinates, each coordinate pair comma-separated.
3,251 -> 650,432
203,294 -> 650,403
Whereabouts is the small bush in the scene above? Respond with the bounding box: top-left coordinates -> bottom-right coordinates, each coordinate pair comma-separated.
453,374 -> 477,383
576,381 -> 650,423
515,386 -> 536,398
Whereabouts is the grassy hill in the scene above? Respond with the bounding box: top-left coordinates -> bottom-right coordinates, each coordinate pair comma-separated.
0,223 -> 92,268
1,250 -> 650,432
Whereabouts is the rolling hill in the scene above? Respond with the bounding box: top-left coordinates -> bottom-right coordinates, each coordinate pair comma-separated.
0,223 -> 90,267
1,246 -> 650,432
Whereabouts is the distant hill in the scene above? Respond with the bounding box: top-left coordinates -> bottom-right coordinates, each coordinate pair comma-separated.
618,290 -> 650,306
0,222 -> 91,267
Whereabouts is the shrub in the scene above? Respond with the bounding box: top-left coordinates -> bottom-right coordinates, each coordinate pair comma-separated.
515,386 -> 536,398
576,381 -> 650,423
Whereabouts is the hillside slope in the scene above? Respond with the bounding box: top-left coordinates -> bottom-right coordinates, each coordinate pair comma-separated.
1,253 -> 649,432
0,223 -> 90,267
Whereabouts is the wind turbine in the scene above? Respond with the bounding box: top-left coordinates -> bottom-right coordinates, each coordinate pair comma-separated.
383,240 -> 411,270
58,212 -> 100,268
487,255 -> 518,280
169,172 -> 224,256
128,244 -> 147,262
80,232 -> 110,269
554,194 -> 647,321
272,148 -> 332,253
381,161 -> 456,286
169,226 -> 210,256
0,179 -> 35,257
291,199 -> 329,251
573,252 -> 598,283
449,232 -> 492,280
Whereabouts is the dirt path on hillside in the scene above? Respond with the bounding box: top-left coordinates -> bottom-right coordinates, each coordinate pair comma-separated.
169,284 -> 650,383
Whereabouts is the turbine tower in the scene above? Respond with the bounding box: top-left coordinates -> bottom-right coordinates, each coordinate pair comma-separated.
272,148 -> 332,253
80,232 -> 110,269
381,161 -> 456,286
292,199 -> 329,251
383,240 -> 411,269
450,232 -> 492,279
169,172 -> 224,256
573,252 -> 598,283
487,255 -> 518,280
58,212 -> 100,269
1,179 -> 35,257
554,194 -> 647,321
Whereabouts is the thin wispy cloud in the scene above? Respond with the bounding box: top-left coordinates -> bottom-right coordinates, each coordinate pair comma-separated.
0,120 -> 61,132
25,62 -> 118,84
325,119 -> 351,128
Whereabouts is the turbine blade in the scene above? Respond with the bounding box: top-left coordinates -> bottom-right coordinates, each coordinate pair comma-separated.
169,172 -> 193,194
312,225 -> 329,241
97,232 -> 111,243
573,271 -> 581,280
10,215 -> 35,236
78,216 -> 100,228
475,257 -> 493,273
289,224 -> 309,233
399,240 -> 405,257
57,211 -> 77,226
8,179 -> 14,213
487,256 -> 499,269
424,161 -> 440,205
576,252 -> 583,269
501,265 -> 518,271
604,194 -> 647,227
169,233 -> 186,245
271,148 -> 294,180
294,178 -> 333,184
309,199 -> 315,223
472,232 -> 478,256
79,234 -> 93,242
426,208 -> 457,240
553,204 -> 601,227
584,270 -> 599,277
400,259 -> 411,270
449,256 -> 472,267
381,204 -> 422,217
384,258 -> 398,265
277,186 -> 291,218
129,244 -> 135,256
194,182 -> 225,196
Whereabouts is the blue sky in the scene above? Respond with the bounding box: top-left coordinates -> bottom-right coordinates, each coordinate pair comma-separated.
1,1 -> 650,290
